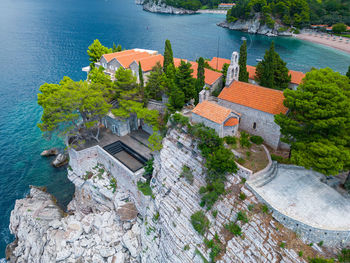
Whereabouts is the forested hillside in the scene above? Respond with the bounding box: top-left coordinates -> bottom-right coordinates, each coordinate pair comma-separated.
144,0 -> 233,10
226,0 -> 350,28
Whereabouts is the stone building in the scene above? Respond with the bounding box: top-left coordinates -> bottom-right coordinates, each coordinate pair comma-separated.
191,100 -> 240,137
218,80 -> 288,149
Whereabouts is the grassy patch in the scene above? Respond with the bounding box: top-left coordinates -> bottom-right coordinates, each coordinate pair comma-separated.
137,180 -> 152,196
225,221 -> 242,236
191,211 -> 209,236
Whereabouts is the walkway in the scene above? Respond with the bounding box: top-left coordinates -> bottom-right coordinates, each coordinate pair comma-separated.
248,165 -> 350,231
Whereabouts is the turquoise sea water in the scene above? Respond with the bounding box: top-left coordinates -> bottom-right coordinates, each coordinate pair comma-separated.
0,0 -> 350,258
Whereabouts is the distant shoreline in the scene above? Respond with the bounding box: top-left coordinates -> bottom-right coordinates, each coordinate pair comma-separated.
295,33 -> 350,54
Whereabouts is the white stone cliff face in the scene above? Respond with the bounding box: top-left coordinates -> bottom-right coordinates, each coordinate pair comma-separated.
218,13 -> 293,36
142,1 -> 196,14
8,129 -> 316,262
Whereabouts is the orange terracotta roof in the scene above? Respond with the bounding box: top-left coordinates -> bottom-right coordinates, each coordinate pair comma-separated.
289,70 -> 305,85
191,62 -> 223,86
224,117 -> 239,126
246,65 -> 256,80
246,65 -> 305,84
218,81 -> 288,115
208,57 -> 231,71
174,58 -> 184,67
102,50 -> 137,63
116,52 -> 153,68
192,101 -> 232,124
138,54 -> 164,72
219,3 -> 235,5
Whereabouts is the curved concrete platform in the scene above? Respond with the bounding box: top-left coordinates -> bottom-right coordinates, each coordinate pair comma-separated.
247,164 -> 350,246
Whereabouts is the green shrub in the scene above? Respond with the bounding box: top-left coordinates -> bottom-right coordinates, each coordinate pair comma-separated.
143,158 -> 154,178
248,204 -> 254,211
240,132 -> 251,148
271,154 -> 291,164
224,136 -> 237,145
184,244 -> 190,251
261,204 -> 269,214
237,157 -> 245,165
190,211 -> 209,236
237,211 -> 249,223
299,251 -> 303,257
318,241 -> 323,246
200,180 -> 225,210
109,177 -> 117,193
338,248 -> 350,262
153,211 -> 160,222
239,192 -> 246,200
308,257 -> 334,263
170,113 -> 189,127
225,222 -> 242,236
180,165 -> 194,184
246,151 -> 251,158
137,180 -> 152,196
212,210 -> 218,218
250,135 -> 264,145
240,178 -> 246,184
293,28 -> 300,34
279,242 -> 286,248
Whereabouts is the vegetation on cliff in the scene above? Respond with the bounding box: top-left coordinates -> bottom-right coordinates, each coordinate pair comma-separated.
144,0 -> 228,11
226,0 -> 350,28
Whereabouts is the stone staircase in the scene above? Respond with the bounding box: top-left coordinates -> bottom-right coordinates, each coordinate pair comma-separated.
248,161 -> 278,187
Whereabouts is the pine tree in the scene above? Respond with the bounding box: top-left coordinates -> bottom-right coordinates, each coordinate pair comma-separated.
163,39 -> 174,74
112,43 -> 122,52
195,57 -> 205,104
175,61 -> 195,102
256,41 -> 291,90
87,39 -> 112,63
238,41 -> 249,82
145,62 -> 166,101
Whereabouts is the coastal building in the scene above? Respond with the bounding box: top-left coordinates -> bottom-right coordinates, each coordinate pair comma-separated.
191,100 -> 240,137
217,52 -> 289,149
208,57 -> 305,89
218,3 -> 235,10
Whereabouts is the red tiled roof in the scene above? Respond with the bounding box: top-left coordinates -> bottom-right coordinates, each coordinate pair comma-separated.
191,62 -> 223,86
102,50 -> 137,63
138,54 -> 164,72
224,117 -> 239,126
192,101 -> 232,124
208,57 -> 231,71
245,65 -> 305,85
219,3 -> 235,5
218,81 -> 288,115
116,52 -> 153,68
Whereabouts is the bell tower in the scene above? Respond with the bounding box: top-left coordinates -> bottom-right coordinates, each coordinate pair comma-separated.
225,51 -> 239,87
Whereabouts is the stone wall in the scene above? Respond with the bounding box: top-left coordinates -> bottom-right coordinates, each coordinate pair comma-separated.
191,112 -> 222,136
218,98 -> 282,149
69,146 -> 148,216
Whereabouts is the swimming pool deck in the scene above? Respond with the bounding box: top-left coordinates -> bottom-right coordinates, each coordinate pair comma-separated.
76,128 -> 152,160
248,165 -> 350,231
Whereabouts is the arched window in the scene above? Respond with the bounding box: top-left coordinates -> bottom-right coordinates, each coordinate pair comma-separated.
253,122 -> 256,129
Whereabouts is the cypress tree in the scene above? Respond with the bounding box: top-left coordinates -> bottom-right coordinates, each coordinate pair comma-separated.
256,41 -> 290,90
138,61 -> 144,89
238,40 -> 249,82
163,39 -> 174,74
175,61 -> 195,102
195,57 -> 205,104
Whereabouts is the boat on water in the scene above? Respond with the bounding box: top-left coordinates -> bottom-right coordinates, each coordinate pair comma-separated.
241,37 -> 247,41
256,58 -> 262,62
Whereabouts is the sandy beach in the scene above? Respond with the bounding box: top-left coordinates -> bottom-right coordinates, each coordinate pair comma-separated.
296,32 -> 350,54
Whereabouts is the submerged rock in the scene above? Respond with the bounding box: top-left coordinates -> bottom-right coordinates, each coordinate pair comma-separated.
41,148 -> 59,157
52,153 -> 68,167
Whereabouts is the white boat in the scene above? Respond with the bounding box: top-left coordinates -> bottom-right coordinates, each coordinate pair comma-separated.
241,37 -> 247,41
256,58 -> 262,62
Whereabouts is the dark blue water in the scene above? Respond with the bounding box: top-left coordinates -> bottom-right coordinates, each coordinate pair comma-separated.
0,0 -> 349,258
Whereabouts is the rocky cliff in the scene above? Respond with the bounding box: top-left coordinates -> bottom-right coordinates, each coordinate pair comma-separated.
142,1 -> 196,14
218,13 -> 293,36
7,129 -> 321,262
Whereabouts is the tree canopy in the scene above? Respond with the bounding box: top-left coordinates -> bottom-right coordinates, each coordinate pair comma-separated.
38,77 -> 111,143
275,68 -> 350,175
238,41 -> 249,82
256,41 -> 291,90
176,60 -> 196,102
87,39 -> 112,63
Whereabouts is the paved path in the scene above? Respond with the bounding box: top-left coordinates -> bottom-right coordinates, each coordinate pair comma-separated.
250,166 -> 350,231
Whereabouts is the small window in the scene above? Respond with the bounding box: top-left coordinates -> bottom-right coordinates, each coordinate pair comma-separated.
253,122 -> 257,129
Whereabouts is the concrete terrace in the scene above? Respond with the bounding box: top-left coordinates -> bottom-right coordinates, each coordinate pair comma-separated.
75,128 -> 152,160
249,165 -> 350,231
